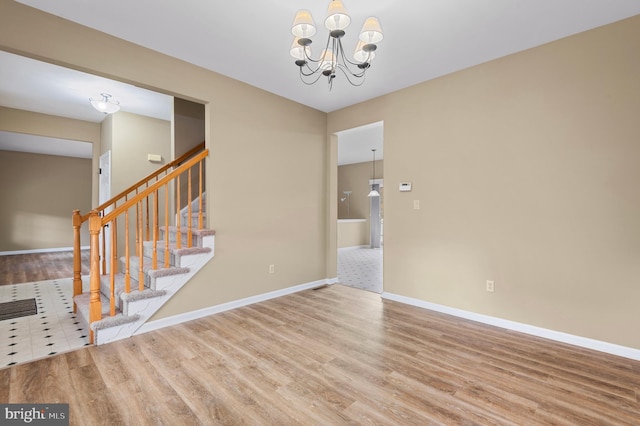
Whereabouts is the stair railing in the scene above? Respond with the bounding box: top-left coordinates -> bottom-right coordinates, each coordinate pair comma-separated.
72,144 -> 208,343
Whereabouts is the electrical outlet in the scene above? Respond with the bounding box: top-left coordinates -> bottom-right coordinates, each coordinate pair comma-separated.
269,264 -> 275,274
486,280 -> 495,292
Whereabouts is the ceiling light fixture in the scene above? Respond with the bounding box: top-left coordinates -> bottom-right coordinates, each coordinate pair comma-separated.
290,0 -> 383,90
368,149 -> 380,198
89,93 -> 120,114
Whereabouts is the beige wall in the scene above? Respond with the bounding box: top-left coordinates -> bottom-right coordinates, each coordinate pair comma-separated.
0,150 -> 92,251
101,112 -> 172,257
174,97 -> 205,158
0,1 -> 327,317
0,107 -> 101,205
337,220 -> 368,248
328,15 -> 640,349
107,112 -> 171,195
174,98 -> 205,209
338,160 -> 383,220
0,107 -> 98,251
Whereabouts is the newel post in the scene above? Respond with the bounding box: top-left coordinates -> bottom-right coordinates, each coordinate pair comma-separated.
72,210 -> 82,312
88,210 -> 103,343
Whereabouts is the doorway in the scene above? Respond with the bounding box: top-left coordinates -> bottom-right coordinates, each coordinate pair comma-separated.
335,121 -> 384,293
99,150 -> 112,272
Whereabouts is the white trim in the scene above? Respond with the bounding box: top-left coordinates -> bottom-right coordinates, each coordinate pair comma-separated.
136,279 -> 334,335
326,277 -> 339,284
381,292 -> 640,361
0,246 -> 89,256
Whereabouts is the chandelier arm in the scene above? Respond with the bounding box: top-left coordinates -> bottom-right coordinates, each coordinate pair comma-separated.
336,62 -> 367,79
300,61 -> 320,76
302,33 -> 333,65
299,68 -> 326,85
335,65 -> 367,86
336,38 -> 369,68
331,39 -> 370,80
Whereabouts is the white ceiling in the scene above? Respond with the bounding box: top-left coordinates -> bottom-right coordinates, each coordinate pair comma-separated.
337,122 -> 383,166
3,1 -> 640,162
0,50 -> 173,124
0,50 -> 173,159
0,130 -> 92,159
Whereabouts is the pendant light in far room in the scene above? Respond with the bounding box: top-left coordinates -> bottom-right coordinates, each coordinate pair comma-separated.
368,148 -> 380,197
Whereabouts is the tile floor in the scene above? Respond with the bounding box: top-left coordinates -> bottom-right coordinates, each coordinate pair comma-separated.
338,245 -> 383,293
0,278 -> 89,369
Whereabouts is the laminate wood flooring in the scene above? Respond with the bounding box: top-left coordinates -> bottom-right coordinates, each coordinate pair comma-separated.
0,250 -> 90,286
3,284 -> 640,425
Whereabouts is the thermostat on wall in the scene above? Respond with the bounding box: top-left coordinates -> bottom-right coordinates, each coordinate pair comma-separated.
399,182 -> 412,192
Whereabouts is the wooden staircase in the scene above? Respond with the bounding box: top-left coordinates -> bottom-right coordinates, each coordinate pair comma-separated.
72,144 -> 213,344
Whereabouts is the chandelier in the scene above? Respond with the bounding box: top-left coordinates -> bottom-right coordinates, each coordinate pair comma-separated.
289,0 -> 383,89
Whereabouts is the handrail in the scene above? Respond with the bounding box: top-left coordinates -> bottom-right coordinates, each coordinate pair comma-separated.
72,143 -> 208,343
101,151 -> 207,224
80,141 -> 205,222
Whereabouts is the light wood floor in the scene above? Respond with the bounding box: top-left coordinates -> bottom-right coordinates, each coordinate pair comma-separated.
2,284 -> 639,425
0,250 -> 90,286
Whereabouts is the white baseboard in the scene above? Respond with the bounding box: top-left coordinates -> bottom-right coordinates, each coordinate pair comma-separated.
136,278 -> 334,335
381,292 -> 640,361
326,277 -> 340,284
0,246 -> 90,256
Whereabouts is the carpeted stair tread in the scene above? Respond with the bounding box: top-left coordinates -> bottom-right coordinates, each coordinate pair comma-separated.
90,313 -> 140,332
120,255 -> 190,291
100,272 -> 150,309
74,292 -> 119,328
143,240 -> 212,256
123,256 -> 190,277
160,226 -> 216,236
73,293 -> 139,331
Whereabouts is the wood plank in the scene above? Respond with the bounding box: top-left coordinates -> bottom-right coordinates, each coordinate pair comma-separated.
3,284 -> 639,425
0,250 -> 90,286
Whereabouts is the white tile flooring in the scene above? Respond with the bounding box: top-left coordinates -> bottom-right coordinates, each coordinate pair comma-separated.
338,245 -> 383,293
0,278 -> 89,369
0,247 -> 381,369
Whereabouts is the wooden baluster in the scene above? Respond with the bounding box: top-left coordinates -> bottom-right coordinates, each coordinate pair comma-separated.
152,190 -> 158,270
187,168 -> 193,248
198,160 -> 203,230
145,183 -> 150,240
88,211 -> 102,344
109,219 -> 116,317
138,200 -> 144,291
135,190 -> 140,257
124,209 -> 131,294
112,218 -> 118,274
176,175 -> 182,249
101,225 -> 106,275
164,184 -> 170,268
72,210 -> 82,312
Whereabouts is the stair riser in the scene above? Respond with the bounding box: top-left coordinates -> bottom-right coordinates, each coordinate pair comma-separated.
181,213 -> 205,228
141,246 -> 179,267
160,230 -> 205,247
120,257 -> 151,287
